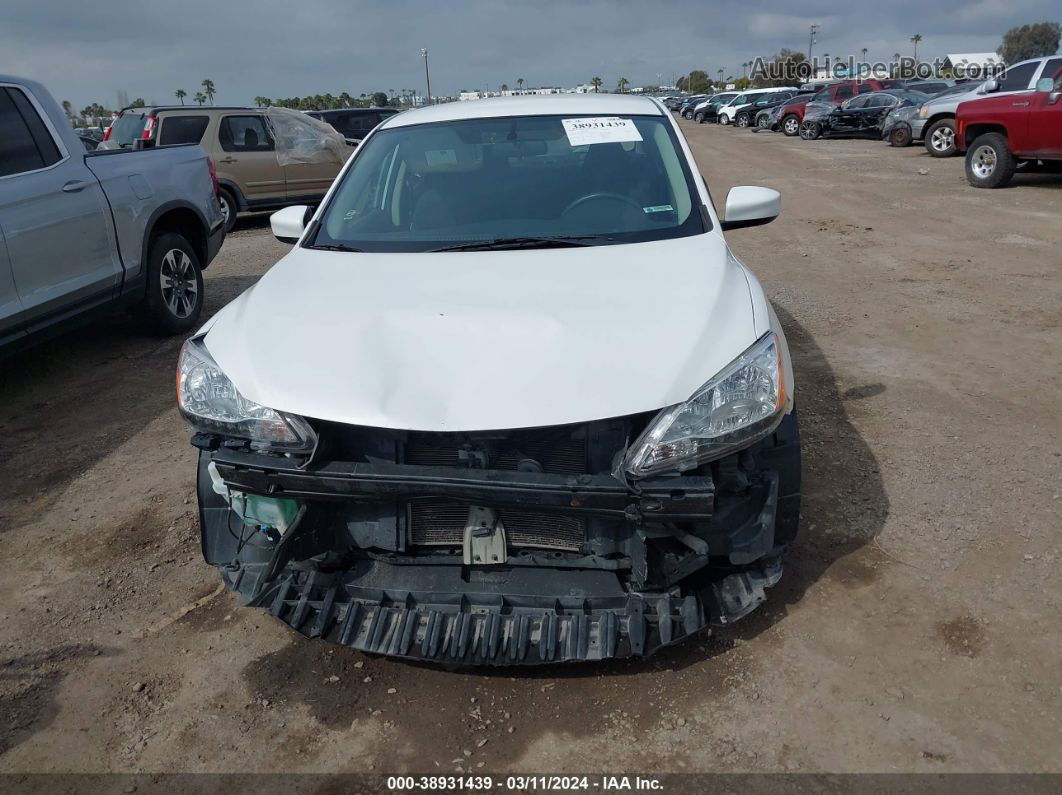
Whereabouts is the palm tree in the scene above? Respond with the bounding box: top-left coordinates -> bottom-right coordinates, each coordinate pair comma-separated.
253,96 -> 270,107
616,77 -> 629,93
500,83 -> 509,93
590,76 -> 602,93
201,78 -> 216,105
517,78 -> 525,92
717,68 -> 724,85
193,92 -> 206,106
911,34 -> 922,60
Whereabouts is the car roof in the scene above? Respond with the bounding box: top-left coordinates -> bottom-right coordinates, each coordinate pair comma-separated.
381,93 -> 663,129
312,107 -> 398,115
124,106 -> 257,115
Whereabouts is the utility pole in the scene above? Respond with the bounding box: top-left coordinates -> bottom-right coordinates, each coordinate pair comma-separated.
809,24 -> 819,72
421,48 -> 432,105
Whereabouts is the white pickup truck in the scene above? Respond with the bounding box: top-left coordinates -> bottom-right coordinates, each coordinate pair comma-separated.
0,75 -> 226,354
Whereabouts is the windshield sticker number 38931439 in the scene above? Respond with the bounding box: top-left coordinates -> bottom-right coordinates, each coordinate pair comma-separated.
562,117 -> 643,147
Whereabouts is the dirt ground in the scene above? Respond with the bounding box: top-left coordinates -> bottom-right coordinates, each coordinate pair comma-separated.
0,120 -> 1059,777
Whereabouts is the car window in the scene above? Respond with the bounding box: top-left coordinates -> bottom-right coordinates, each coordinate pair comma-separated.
867,94 -> 897,108
835,84 -> 855,100
998,62 -> 1039,92
811,89 -> 830,103
159,115 -> 209,145
843,95 -> 871,110
109,110 -> 147,147
219,115 -> 274,152
314,114 -> 706,252
325,111 -> 381,137
0,87 -> 61,177
1044,58 -> 1062,83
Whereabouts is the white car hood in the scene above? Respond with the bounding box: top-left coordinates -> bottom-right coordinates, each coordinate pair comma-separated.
203,234 -> 758,431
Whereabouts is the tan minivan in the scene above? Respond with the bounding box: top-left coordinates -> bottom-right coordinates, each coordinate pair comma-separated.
100,106 -> 345,231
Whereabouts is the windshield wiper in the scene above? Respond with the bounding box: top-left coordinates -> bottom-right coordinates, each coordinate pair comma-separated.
430,236 -> 609,252
309,243 -> 363,252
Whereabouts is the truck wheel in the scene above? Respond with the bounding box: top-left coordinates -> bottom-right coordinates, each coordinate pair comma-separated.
693,111 -> 705,123
218,188 -> 238,233
781,115 -> 800,136
142,232 -> 204,334
965,133 -> 1016,189
924,119 -> 957,157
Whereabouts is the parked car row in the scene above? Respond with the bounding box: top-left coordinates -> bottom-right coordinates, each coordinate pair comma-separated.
673,57 -> 1062,190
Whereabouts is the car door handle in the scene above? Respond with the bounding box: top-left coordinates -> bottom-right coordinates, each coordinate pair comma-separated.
218,157 -> 238,164
62,180 -> 92,192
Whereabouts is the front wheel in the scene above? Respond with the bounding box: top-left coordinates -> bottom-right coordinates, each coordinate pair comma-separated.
965,133 -> 1016,189
799,120 -> 822,140
682,110 -> 693,120
693,111 -> 705,123
141,232 -> 204,334
781,114 -> 800,136
925,119 -> 957,158
735,113 -> 751,128
757,115 -> 771,130
888,124 -> 913,147
719,113 -> 731,126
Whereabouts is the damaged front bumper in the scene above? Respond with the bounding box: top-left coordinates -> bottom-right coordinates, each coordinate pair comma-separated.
195,413 -> 800,664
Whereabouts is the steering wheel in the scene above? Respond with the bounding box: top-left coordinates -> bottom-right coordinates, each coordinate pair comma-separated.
562,192 -> 644,217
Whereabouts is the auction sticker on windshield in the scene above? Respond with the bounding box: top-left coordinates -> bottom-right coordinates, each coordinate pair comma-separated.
562,117 -> 643,146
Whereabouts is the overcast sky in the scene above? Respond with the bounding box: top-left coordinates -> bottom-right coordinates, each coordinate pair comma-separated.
3,0 -> 1057,109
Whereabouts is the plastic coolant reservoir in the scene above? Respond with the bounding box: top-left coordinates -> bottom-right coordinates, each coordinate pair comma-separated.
207,461 -> 300,533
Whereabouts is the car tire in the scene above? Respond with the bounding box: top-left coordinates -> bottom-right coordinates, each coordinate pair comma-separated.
781,114 -> 801,136
888,125 -> 913,147
736,113 -> 751,128
693,111 -> 705,123
757,115 -> 771,130
719,113 -> 731,126
799,120 -> 822,140
141,232 -> 204,335
965,132 -> 1016,189
683,110 -> 693,120
924,119 -> 957,158
218,188 -> 238,233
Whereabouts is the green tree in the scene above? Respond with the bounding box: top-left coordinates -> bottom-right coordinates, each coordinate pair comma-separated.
517,77 -> 524,91
201,78 -> 216,105
193,92 -> 206,106
61,100 -> 74,120
253,96 -> 271,107
911,33 -> 923,60
590,76 -> 602,92
175,89 -> 186,105
131,98 -> 146,107
616,77 -> 629,93
998,22 -> 1061,63
370,91 -> 388,107
500,83 -> 509,92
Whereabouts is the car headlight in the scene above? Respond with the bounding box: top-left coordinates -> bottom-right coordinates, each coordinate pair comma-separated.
919,106 -> 929,118
624,333 -> 788,478
177,337 -> 316,451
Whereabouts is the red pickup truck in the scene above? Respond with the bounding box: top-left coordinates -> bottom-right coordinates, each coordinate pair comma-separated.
957,70 -> 1062,188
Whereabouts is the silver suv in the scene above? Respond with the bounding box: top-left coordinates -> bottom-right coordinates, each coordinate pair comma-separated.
915,56 -> 1062,157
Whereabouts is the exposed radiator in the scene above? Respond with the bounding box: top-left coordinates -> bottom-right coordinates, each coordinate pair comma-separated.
405,433 -> 588,475
408,499 -> 585,552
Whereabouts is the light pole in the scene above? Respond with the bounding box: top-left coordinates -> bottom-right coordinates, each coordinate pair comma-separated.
421,48 -> 432,106
808,24 -> 819,71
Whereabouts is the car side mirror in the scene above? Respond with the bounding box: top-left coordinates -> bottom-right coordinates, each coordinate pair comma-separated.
271,204 -> 310,244
721,186 -> 780,231
981,78 -> 999,94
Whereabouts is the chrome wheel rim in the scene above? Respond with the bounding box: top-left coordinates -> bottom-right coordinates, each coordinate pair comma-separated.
737,115 -> 749,127
219,195 -> 231,224
160,249 -> 198,318
800,122 -> 817,139
784,118 -> 798,134
931,126 -> 954,152
758,116 -> 770,128
971,145 -> 997,179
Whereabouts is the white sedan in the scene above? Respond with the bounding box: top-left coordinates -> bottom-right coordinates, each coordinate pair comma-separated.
177,93 -> 800,664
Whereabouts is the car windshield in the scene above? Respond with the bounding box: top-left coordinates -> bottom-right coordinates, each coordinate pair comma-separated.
311,113 -> 706,252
